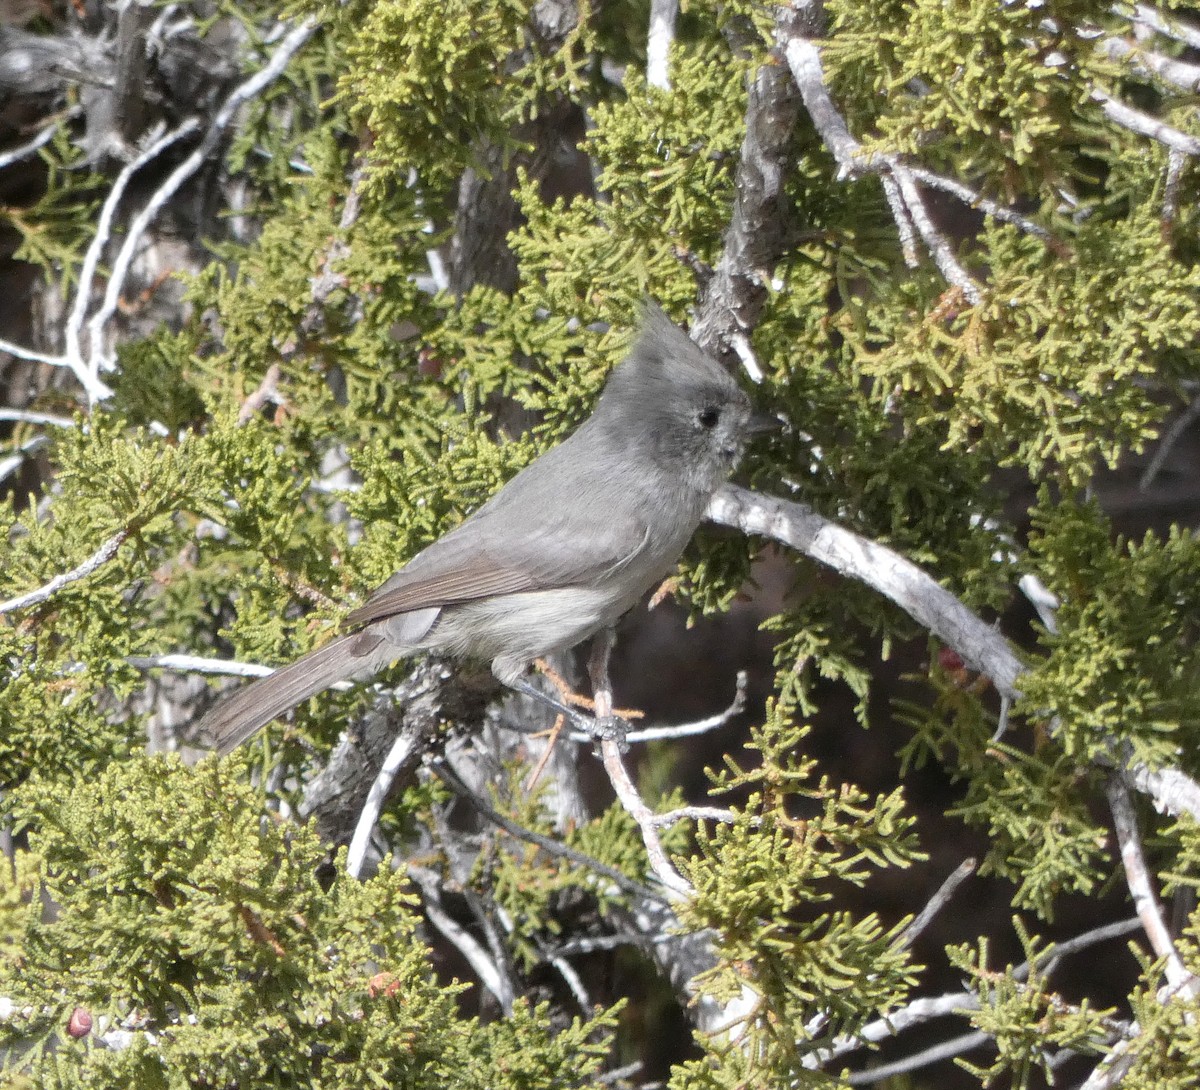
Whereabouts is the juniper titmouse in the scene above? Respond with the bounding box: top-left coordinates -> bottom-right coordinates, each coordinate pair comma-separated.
202,305 -> 770,753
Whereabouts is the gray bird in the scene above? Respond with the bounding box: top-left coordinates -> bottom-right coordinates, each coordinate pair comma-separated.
202,305 -> 769,754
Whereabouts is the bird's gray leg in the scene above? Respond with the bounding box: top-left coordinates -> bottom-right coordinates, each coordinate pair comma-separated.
499,633 -> 629,750
507,676 -> 629,751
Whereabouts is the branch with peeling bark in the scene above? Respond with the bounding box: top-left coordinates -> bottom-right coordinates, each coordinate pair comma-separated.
705,484 -> 1200,825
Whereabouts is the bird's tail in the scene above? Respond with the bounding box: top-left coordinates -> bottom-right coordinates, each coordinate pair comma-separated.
202,632 -> 381,756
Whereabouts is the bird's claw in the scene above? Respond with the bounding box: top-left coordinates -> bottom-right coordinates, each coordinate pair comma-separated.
577,712 -> 629,754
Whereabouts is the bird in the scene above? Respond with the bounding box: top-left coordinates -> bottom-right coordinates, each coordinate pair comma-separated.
200,304 -> 770,755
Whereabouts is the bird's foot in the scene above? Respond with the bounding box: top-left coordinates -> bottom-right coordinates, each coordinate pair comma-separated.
579,712 -> 629,755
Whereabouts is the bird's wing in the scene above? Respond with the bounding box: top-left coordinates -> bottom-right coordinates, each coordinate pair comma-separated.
343,504 -> 650,629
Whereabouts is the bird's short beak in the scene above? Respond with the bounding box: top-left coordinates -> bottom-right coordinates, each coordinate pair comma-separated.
746,410 -> 781,436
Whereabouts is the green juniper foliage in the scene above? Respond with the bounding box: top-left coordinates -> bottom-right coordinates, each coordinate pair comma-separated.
4,0 -> 1200,1086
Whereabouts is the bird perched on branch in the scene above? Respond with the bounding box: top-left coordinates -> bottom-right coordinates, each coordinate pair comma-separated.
201,305 -> 772,754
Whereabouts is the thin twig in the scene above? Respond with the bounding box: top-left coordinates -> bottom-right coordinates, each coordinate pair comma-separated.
0,435 -> 50,485
127,653 -> 277,678
0,112 -> 76,170
1162,147 -> 1186,230
236,362 -> 284,424
889,163 -> 983,303
0,341 -> 66,367
588,631 -> 692,897
1139,389 -> 1200,492
782,35 -> 874,177
85,17 -> 318,391
648,806 -> 741,828
571,670 -> 747,745
408,865 -> 515,1013
1106,772 -> 1195,991
898,857 -> 977,949
597,739 -> 689,896
432,758 -> 663,903
880,171 -> 919,266
845,1030 -> 992,1085
0,529 -> 128,614
812,918 -> 1139,1068
64,118 -> 201,380
533,931 -> 593,1013
779,23 -> 982,301
0,409 -> 76,427
1093,86 -> 1200,156
347,726 -> 426,879
1017,572 -> 1061,634
551,932 -> 672,957
905,165 -> 1051,240
1079,1034 -> 1137,1090
729,331 -> 764,384
1020,917 -> 1142,980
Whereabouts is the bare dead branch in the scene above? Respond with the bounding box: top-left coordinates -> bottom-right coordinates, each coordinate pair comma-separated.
432,757 -> 663,903
1092,87 -> 1200,156
1106,773 -> 1196,991
0,528 -> 128,614
1100,34 -> 1200,92
845,1030 -> 992,1085
0,409 -> 75,427
706,485 -> 1023,696
706,484 -> 1200,825
898,857 -> 977,949
1121,3 -> 1200,49
596,733 -> 689,889
128,653 -> 276,678
85,17 -> 319,391
570,669 -> 747,745
906,165 -> 1051,240
778,19 -> 983,302
409,865 -> 515,1013
690,11 -> 801,357
0,110 -> 78,170
65,118 -> 202,377
587,629 -> 692,897
1139,388 -> 1200,492
648,806 -> 740,828
346,725 -> 428,879
646,0 -> 677,90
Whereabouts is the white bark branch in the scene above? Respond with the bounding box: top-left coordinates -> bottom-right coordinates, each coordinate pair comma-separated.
705,485 -> 1200,824
1106,773 -> 1195,992
409,865 -> 514,1013
780,27 -> 983,302
1122,3 -> 1200,49
347,726 -> 425,879
646,0 -> 677,91
1092,86 -> 1200,156
706,485 -> 1022,695
65,119 -> 201,381
85,16 -> 318,392
0,110 -> 77,170
0,529 -> 128,614
127,654 -> 276,678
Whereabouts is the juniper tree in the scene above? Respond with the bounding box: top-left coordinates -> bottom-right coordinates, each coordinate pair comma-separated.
3,1 -> 1200,1088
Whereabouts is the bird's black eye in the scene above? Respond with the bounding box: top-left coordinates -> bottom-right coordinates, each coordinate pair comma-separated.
697,406 -> 720,429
